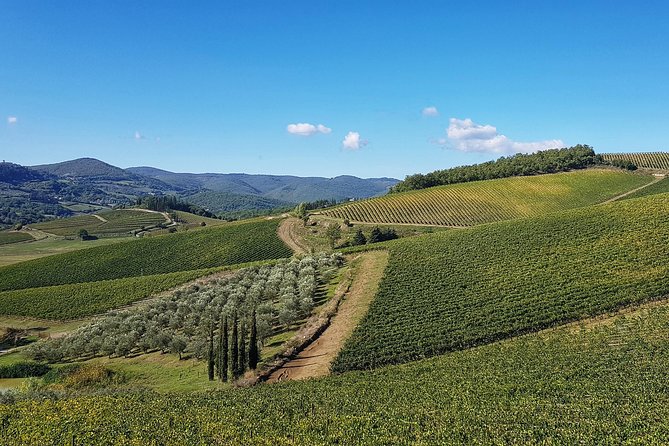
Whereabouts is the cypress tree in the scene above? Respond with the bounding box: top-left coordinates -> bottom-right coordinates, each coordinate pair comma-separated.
239,321 -> 247,375
207,326 -> 215,381
231,314 -> 239,379
249,308 -> 259,370
221,317 -> 229,382
215,317 -> 224,381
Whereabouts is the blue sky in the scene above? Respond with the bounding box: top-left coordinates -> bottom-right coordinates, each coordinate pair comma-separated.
1,1 -> 668,179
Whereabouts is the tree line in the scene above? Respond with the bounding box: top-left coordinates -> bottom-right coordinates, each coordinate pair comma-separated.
390,145 -> 606,193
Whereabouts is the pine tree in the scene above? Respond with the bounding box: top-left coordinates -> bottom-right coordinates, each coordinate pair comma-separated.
207,326 -> 215,381
368,226 -> 382,244
221,317 -> 228,382
231,314 -> 239,379
249,308 -> 259,370
215,317 -> 224,381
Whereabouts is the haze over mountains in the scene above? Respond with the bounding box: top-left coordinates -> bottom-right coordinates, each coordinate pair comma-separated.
0,157 -> 398,228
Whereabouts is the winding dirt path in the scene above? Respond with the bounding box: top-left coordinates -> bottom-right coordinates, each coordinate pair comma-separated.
268,250 -> 389,382
277,217 -> 309,254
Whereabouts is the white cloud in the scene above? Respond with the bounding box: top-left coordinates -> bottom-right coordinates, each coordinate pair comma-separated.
7,116 -> 17,124
342,131 -> 367,151
134,130 -> 145,140
286,122 -> 332,136
442,117 -> 563,154
422,106 -> 439,117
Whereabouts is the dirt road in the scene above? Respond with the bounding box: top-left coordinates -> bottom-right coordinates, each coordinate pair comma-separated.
268,250 -> 389,382
277,218 -> 309,254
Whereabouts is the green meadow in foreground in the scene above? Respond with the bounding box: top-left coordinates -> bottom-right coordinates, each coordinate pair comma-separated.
333,193 -> 669,371
0,219 -> 291,292
324,169 -> 652,226
2,300 -> 668,444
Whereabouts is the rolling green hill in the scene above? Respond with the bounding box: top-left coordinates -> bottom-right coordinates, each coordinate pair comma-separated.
620,176 -> 669,200
30,209 -> 167,236
3,301 -> 668,444
332,193 -> 669,372
324,169 -> 653,226
0,219 -> 291,292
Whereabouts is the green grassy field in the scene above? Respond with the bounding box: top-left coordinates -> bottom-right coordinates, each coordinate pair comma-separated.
0,219 -> 291,292
31,209 -> 166,236
2,300 -> 668,444
332,193 -> 669,371
324,169 -> 653,226
0,232 -> 33,246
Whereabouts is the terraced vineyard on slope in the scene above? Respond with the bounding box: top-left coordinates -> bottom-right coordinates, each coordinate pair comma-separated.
0,219 -> 291,292
3,302 -> 669,444
602,152 -> 669,170
31,209 -> 167,236
323,169 -> 652,226
333,194 -> 669,371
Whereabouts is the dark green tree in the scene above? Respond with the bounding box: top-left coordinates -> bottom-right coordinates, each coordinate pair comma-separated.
238,322 -> 247,376
368,227 -> 382,244
221,317 -> 229,382
231,314 -> 239,379
249,308 -> 259,370
207,326 -> 215,381
352,229 -> 367,246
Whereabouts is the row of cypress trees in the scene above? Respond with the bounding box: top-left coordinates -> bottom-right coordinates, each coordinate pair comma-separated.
207,309 -> 259,382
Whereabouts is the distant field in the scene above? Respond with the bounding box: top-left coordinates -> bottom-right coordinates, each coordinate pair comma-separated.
324,169 -> 653,226
0,219 -> 291,292
31,209 -> 166,236
3,302 -> 669,444
621,176 -> 669,200
0,232 -> 33,246
332,194 -> 669,372
602,152 -> 669,170
0,269 -> 217,319
172,210 -> 226,227
0,236 -> 130,267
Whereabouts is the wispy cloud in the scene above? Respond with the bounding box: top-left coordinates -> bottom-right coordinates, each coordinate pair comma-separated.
342,131 -> 368,151
7,116 -> 17,124
439,118 -> 563,154
286,122 -> 332,136
134,130 -> 145,140
422,106 -> 439,117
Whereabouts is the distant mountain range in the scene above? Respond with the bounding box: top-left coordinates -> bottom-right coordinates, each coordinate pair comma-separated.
0,158 -> 398,228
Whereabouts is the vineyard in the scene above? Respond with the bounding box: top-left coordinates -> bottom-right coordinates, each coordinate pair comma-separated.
324,169 -> 652,226
0,269 -> 219,319
0,232 -> 33,246
27,254 -> 343,366
332,193 -> 669,372
602,152 -> 669,170
30,209 -> 166,236
0,219 -> 292,292
621,177 -> 669,200
2,302 -> 669,444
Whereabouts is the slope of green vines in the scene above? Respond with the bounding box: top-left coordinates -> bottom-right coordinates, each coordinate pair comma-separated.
602,152 -> 669,170
0,269 -> 217,319
2,302 -> 669,444
332,193 -> 669,372
0,219 -> 291,292
620,177 -> 669,200
324,169 -> 652,226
